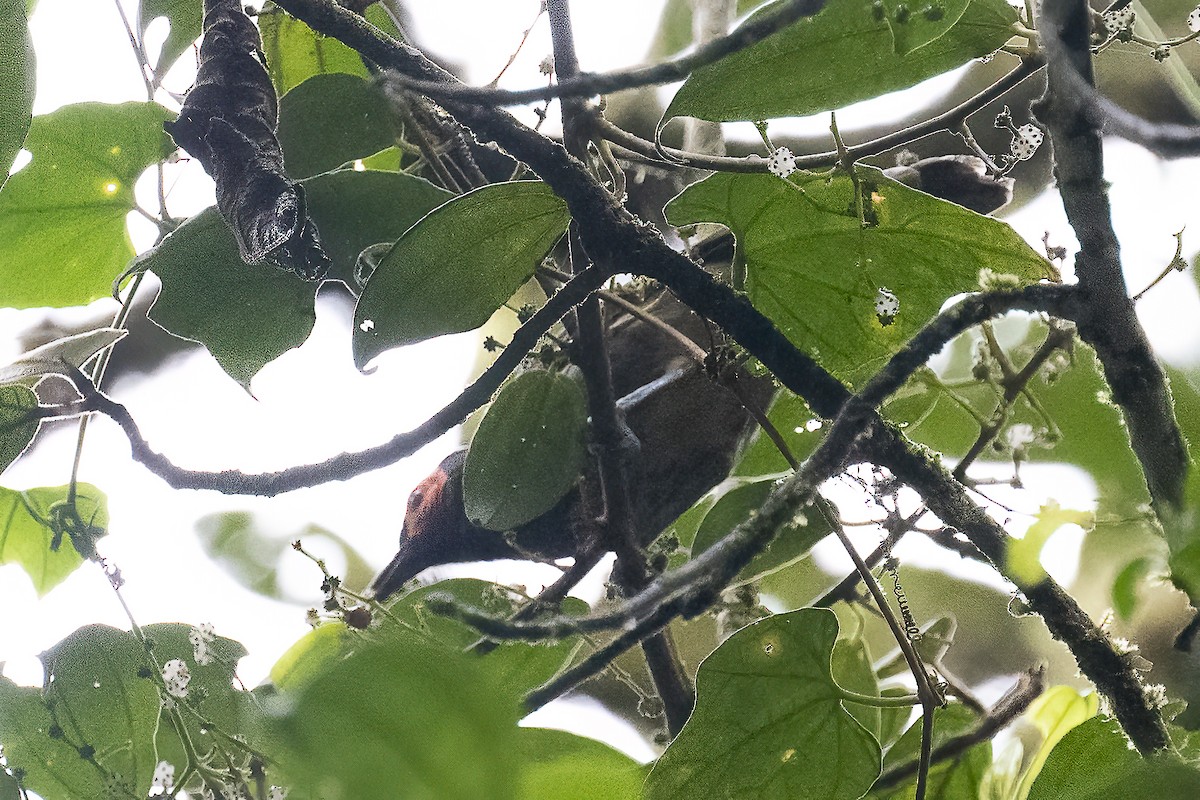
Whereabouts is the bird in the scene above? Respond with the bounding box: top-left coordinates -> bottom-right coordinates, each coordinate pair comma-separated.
369,154 -> 1015,601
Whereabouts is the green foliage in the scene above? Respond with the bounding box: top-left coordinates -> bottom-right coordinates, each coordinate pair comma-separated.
135,169 -> 448,387
0,328 -> 126,385
667,168 -> 1047,381
16,625 -> 161,798
352,181 -> 570,368
0,484 -> 105,596
646,608 -> 882,800
648,0 -> 765,58
1005,501 -> 1094,588
464,367 -> 588,532
138,0 -> 202,74
0,102 -> 173,309
1028,717 -> 1200,799
689,476 -> 833,583
0,384 -> 38,473
517,728 -> 646,800
258,2 -> 369,95
277,74 -> 400,179
0,0 -> 34,193
1015,686 -> 1099,797
664,0 -> 1017,122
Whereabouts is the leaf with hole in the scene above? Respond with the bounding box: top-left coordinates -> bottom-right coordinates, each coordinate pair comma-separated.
663,0 -> 1017,122
0,102 -> 173,309
464,368 -> 588,532
353,181 -> 570,368
138,0 -> 202,74
645,607 -> 881,800
666,168 -> 1047,382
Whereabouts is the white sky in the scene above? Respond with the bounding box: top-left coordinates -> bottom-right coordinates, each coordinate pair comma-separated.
2,0 -> 1200,763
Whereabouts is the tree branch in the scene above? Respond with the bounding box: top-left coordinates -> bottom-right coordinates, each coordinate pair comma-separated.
1033,0 -> 1189,519
389,0 -> 825,105
82,266 -> 608,495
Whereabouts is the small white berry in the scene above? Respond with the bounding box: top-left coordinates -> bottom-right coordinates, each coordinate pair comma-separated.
161,659 -> 191,699
766,146 -> 797,178
1103,5 -> 1134,33
1188,6 -> 1200,32
538,55 -> 554,76
1010,123 -> 1043,161
874,287 -> 899,324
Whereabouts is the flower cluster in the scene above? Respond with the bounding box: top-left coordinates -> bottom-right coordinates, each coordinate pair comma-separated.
766,146 -> 797,179
161,659 -> 191,699
189,622 -> 216,666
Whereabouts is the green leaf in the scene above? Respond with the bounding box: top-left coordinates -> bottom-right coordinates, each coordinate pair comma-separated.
0,0 -> 34,192
733,389 -> 821,478
269,621 -> 351,693
690,476 -> 832,583
140,623 -> 251,772
464,368 -> 588,532
258,2 -> 369,96
0,769 -> 20,800
664,0 -> 1017,123
267,628 -> 521,800
1111,556 -> 1152,621
1005,501 -> 1094,588
353,181 -> 570,367
38,625 -> 161,796
138,0 -> 202,74
278,73 -> 400,179
0,384 -> 38,474
0,102 -> 174,309
517,728 -> 646,800
1159,370 -> 1200,606
0,483 -> 106,595
0,327 -> 126,385
1028,717 -> 1200,799
645,607 -> 881,800
0,677 -> 106,800
666,169 -> 1047,382
136,169 -> 449,387
832,635 -> 882,739
1016,685 -> 1099,797
880,0 -> 972,55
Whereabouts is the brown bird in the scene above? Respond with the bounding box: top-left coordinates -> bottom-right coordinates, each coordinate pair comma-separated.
369,154 -> 1014,600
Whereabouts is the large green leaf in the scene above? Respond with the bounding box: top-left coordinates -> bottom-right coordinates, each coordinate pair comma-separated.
666,169 -> 1047,382
258,2 -> 369,96
0,385 -> 38,474
0,102 -> 173,309
136,169 -> 450,388
1016,685 -> 1099,797
1028,717 -> 1200,799
352,181 -> 570,368
138,0 -> 202,74
645,608 -> 881,799
37,625 -> 161,797
266,627 -> 521,800
1160,370 -> 1200,606
664,0 -> 1017,122
463,368 -> 588,532
0,0 -> 34,193
0,483 -> 106,596
278,73 -> 400,179
517,728 -> 646,800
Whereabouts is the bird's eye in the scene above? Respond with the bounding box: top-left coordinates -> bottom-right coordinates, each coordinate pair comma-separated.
407,490 -> 424,512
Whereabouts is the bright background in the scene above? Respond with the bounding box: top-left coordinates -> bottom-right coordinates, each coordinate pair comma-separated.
2,0 -> 1199,759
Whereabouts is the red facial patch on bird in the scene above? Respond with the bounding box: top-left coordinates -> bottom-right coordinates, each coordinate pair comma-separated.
402,467 -> 452,541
